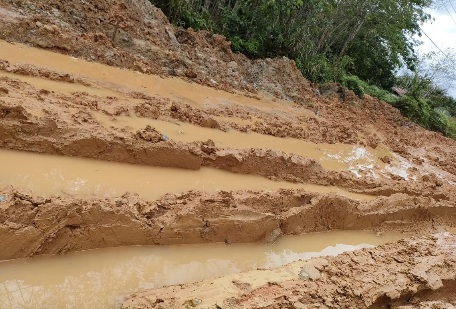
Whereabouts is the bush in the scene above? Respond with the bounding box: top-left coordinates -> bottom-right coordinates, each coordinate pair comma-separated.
340,74 -> 399,103
394,96 -> 428,124
447,118 -> 456,139
363,84 -> 398,104
340,75 -> 365,97
393,96 -> 455,137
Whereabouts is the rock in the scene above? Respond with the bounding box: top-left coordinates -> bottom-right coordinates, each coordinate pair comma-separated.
265,228 -> 282,244
185,70 -> 197,79
184,298 -> 202,307
299,265 -> 321,280
165,26 -> 180,50
201,139 -> 216,154
412,156 -> 424,165
228,61 -> 238,70
136,125 -> 163,143
0,195 -> 6,203
380,156 -> 392,164
170,104 -> 179,112
43,24 -> 56,33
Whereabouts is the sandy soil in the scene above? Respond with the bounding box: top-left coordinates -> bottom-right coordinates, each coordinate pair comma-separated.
0,0 -> 455,308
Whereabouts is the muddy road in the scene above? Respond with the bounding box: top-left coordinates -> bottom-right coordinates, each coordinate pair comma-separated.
0,0 -> 455,308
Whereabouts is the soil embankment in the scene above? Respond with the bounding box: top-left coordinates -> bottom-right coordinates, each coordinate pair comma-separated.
0,0 -> 455,308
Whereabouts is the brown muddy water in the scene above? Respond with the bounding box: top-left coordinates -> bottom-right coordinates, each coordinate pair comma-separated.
0,149 -> 375,201
0,40 -> 283,109
0,40 -> 410,178
0,230 -> 405,309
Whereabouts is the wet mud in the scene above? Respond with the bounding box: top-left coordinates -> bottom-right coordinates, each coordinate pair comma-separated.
0,1 -> 455,308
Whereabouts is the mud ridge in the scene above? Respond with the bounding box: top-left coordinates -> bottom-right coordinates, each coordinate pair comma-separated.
1,187 -> 455,261
1,1 -> 456,176
1,85 -> 454,201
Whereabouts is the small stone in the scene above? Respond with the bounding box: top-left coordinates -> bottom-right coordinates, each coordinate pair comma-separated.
170,104 -> 179,112
43,24 -> 55,33
266,228 -> 282,244
183,298 -> 202,307
0,195 -> 6,203
136,125 -> 163,143
228,61 -> 238,70
299,265 -> 321,280
191,299 -> 202,307
412,156 -> 424,165
201,139 -> 216,154
380,156 -> 392,164
184,70 -> 197,79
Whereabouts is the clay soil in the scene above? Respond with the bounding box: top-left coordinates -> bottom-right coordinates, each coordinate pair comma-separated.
0,0 -> 455,308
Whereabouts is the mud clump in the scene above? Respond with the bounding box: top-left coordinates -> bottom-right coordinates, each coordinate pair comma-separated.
136,125 -> 166,143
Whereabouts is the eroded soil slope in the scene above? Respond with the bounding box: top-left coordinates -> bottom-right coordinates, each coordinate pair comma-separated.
0,0 -> 455,308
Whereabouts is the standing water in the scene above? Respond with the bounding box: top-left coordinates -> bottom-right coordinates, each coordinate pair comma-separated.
0,149 -> 375,201
0,231 -> 405,309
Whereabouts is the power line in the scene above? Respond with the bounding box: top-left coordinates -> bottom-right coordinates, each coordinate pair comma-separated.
446,0 -> 456,15
442,3 -> 456,25
420,28 -> 456,66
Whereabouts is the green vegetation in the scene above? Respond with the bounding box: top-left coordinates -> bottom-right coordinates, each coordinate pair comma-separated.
150,0 -> 456,139
340,75 -> 398,103
394,73 -> 456,138
338,73 -> 456,137
150,0 -> 430,86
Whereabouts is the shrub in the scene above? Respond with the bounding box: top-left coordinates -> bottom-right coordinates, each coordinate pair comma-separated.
340,75 -> 365,97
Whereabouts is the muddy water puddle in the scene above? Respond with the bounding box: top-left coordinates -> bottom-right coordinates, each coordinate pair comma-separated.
0,40 -> 298,110
0,230 -> 405,309
0,41 -> 411,178
0,70 -> 122,98
96,114 -> 393,173
0,149 -> 374,201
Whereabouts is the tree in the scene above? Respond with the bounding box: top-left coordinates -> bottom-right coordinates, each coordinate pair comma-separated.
149,0 -> 432,86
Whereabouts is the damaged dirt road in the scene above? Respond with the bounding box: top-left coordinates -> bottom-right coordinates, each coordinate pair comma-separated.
0,0 -> 455,308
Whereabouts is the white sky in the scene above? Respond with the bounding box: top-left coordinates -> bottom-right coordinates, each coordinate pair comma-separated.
416,6 -> 456,97
418,8 -> 456,54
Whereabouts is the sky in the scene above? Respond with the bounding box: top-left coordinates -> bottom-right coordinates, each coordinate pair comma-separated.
418,7 -> 456,54
415,3 -> 456,97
